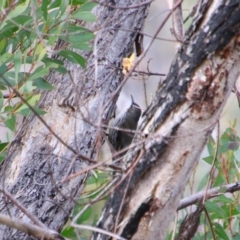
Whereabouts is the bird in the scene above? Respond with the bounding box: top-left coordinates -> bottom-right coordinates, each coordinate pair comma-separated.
108,95 -> 141,158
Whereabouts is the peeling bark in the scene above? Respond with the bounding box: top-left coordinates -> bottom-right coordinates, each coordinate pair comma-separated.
175,204 -> 204,240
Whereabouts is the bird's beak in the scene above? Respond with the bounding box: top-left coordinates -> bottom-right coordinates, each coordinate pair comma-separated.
131,95 -> 134,105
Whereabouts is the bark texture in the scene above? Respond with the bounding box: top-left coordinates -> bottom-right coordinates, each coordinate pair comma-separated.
0,0 -> 150,239
93,1 -> 240,239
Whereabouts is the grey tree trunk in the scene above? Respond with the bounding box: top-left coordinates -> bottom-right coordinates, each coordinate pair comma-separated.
93,1 -> 240,240
0,0 -> 150,239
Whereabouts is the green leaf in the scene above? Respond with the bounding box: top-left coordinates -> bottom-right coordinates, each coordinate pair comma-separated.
86,172 -> 108,185
226,150 -> 235,162
79,2 -> 97,11
4,115 -> 16,132
47,26 -> 62,45
213,195 -> 234,204
207,135 -> 215,156
16,94 -> 41,113
18,106 -> 46,116
219,128 -> 240,154
60,0 -> 69,18
34,106 -> 46,115
6,0 -> 30,20
213,222 -> 229,240
63,25 -> 89,33
1,0 -> 30,30
2,71 -> 26,87
202,156 -> 213,165
221,205 -> 240,218
71,11 -> 97,22
0,64 -> 7,75
59,49 -> 86,67
28,66 -> 50,81
49,0 -> 61,9
61,226 -> 76,238
219,133 -> 231,154
0,53 -> 13,66
0,39 -> 6,54
42,57 -> 64,66
72,42 -> 92,51
0,24 -> 18,40
62,31 -> 94,44
86,175 -> 97,185
232,118 -> 237,128
4,105 -> 13,112
0,142 -> 8,152
34,43 -> 47,62
0,1 -> 5,8
212,175 -> 225,188
44,62 -> 59,69
42,0 -> 50,20
205,201 -> 227,219
33,78 -> 54,90
77,207 -> 92,224
54,66 -> 67,74
14,50 -> 22,82
19,81 -> 36,94
71,0 -> 87,4
12,15 -> 32,25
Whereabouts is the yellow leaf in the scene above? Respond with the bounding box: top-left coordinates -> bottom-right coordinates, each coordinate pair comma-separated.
122,53 -> 135,74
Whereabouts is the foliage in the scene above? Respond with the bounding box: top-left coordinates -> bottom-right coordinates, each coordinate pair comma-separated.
168,121 -> 240,239
61,171 -> 110,239
0,0 -> 96,161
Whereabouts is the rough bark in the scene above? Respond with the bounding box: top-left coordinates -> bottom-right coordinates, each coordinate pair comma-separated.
175,204 -> 204,240
93,1 -> 240,240
0,0 -> 150,239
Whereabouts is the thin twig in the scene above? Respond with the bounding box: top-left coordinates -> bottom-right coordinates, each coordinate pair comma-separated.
203,206 -> 216,240
203,122 -> 220,204
114,171 -> 133,234
0,188 -> 45,228
178,182 -> 240,210
72,223 -> 126,240
0,213 -> 62,240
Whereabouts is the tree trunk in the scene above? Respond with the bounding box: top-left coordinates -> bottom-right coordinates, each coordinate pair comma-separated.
0,0 -> 150,239
93,1 -> 240,240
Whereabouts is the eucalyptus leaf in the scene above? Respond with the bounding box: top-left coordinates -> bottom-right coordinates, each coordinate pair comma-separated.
59,50 -> 86,67
28,67 -> 50,81
79,2 -> 97,12
1,0 -> 30,30
71,11 -> 97,22
4,114 -> 16,132
33,78 -> 54,90
14,50 -> 22,82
